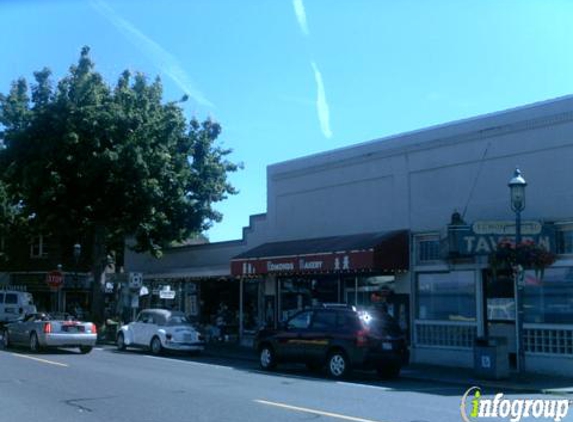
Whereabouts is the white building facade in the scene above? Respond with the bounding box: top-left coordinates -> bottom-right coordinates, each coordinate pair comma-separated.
128,96 -> 573,376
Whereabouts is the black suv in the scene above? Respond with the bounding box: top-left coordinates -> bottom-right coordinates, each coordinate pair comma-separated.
255,305 -> 408,379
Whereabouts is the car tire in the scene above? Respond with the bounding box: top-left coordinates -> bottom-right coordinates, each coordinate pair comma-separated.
326,350 -> 350,379
259,344 -> 277,370
116,333 -> 126,351
150,336 -> 163,356
29,332 -> 41,353
79,346 -> 93,354
377,364 -> 401,379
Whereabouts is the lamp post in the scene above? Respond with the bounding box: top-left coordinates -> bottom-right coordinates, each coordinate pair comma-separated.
508,167 -> 527,375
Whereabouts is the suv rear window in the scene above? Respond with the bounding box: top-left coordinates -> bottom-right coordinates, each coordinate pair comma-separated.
5,294 -> 17,304
336,311 -> 361,330
359,309 -> 402,336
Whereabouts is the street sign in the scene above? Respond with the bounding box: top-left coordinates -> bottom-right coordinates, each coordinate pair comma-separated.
46,270 -> 64,289
128,272 -> 143,290
159,286 -> 176,300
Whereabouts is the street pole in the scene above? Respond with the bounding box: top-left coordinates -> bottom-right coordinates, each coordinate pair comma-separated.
509,167 -> 527,375
239,277 -> 244,344
515,209 -> 525,375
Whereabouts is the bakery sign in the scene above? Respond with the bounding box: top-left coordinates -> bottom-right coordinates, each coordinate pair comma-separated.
452,220 -> 556,256
232,251 -> 374,276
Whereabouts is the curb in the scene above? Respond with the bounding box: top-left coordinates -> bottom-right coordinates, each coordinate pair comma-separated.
399,372 -> 543,394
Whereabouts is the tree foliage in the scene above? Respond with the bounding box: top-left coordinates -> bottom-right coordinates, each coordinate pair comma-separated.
0,47 -> 240,318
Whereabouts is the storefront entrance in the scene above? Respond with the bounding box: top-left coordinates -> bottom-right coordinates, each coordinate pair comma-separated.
483,270 -> 516,368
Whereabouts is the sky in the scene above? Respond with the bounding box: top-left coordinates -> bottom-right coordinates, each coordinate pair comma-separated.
2,0 -> 573,242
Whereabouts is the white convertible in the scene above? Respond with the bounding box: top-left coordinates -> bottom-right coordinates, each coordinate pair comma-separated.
116,309 -> 204,355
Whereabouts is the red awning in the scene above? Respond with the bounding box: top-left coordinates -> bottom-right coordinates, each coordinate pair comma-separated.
231,230 -> 409,277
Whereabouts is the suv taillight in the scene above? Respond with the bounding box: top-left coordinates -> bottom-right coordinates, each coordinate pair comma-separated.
91,323 -> 97,334
356,329 -> 369,347
43,322 -> 52,334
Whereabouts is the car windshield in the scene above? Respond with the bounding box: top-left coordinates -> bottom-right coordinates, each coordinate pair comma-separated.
166,314 -> 191,326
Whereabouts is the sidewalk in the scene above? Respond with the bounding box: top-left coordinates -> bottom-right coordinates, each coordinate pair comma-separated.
204,342 -> 573,395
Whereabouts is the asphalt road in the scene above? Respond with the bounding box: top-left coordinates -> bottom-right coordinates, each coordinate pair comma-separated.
0,345 -> 569,422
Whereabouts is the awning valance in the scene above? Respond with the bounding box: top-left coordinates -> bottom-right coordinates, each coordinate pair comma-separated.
231,230 -> 409,277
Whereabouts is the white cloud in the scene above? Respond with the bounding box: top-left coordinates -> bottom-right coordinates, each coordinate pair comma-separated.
292,0 -> 309,36
90,0 -> 213,108
311,62 -> 332,139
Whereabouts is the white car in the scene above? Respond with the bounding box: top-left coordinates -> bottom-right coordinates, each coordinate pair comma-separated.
116,309 -> 204,355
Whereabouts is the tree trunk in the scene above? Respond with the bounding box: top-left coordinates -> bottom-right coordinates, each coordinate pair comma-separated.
91,223 -> 107,325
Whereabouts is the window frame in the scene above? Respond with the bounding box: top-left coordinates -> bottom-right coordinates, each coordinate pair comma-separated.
415,233 -> 443,265
30,235 -> 48,259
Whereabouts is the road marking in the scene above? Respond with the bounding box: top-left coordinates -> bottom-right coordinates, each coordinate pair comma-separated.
254,399 -> 389,422
11,353 -> 69,367
144,355 -> 232,370
336,381 -> 392,391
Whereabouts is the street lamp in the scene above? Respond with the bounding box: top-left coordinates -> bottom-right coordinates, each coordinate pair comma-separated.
508,167 -> 527,375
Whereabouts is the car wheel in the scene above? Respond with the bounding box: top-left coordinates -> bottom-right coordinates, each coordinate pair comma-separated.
326,350 -> 350,379
79,346 -> 93,354
150,336 -> 163,355
377,364 -> 401,379
29,332 -> 41,353
116,333 -> 126,351
259,345 -> 277,370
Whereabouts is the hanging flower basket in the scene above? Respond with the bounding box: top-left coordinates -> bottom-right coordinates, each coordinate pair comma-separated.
488,239 -> 556,280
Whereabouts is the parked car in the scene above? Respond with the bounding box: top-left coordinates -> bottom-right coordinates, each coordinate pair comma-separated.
0,290 -> 37,324
116,309 -> 204,355
3,312 -> 97,353
255,304 -> 409,379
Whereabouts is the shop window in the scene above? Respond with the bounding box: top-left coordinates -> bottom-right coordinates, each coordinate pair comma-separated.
556,228 -> 573,255
30,235 -> 48,259
523,267 -> 573,324
416,235 -> 442,264
417,271 -> 476,321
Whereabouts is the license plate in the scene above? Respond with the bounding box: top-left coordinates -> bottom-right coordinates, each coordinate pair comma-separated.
381,342 -> 393,351
64,326 -> 78,333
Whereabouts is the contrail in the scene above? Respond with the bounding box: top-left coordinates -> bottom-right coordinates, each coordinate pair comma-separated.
90,0 -> 213,107
293,0 -> 309,36
311,62 -> 332,139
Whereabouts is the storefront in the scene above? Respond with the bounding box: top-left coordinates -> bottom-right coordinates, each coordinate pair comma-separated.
231,230 -> 410,341
412,219 -> 573,375
9,271 -> 92,317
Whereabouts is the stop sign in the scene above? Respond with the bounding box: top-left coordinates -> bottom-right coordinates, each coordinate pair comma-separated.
46,270 -> 64,289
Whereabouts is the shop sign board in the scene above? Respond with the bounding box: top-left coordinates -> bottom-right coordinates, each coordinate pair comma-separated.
452,221 -> 555,256
231,250 -> 375,276
159,286 -> 176,300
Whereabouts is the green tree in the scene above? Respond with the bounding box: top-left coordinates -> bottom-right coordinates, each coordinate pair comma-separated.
0,47 -> 239,321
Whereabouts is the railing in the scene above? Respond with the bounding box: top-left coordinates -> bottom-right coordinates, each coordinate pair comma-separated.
414,320 -> 477,348
524,323 -> 573,356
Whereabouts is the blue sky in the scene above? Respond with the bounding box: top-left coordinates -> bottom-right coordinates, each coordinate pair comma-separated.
2,0 -> 573,242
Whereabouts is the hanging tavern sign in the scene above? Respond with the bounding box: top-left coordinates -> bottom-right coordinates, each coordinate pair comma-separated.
450,220 -> 556,256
